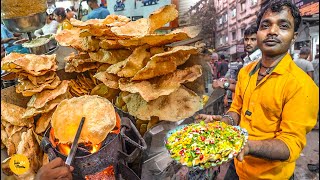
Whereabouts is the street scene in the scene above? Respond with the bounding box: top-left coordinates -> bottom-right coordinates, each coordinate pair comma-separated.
1,0 -> 319,179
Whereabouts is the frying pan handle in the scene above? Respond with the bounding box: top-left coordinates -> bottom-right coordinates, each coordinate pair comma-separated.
120,117 -> 147,163
47,148 -> 57,161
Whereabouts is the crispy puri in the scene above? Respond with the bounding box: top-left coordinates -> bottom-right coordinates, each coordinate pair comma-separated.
27,80 -> 70,109
16,76 -> 62,97
148,4 -> 178,33
1,101 -> 34,127
119,65 -> 202,102
116,45 -> 151,77
111,18 -> 150,38
123,86 -> 202,121
51,95 -> 117,144
1,53 -> 57,75
89,49 -> 132,64
64,52 -> 94,67
90,83 -> 120,102
35,109 -> 55,134
94,71 -> 120,89
132,46 -> 198,80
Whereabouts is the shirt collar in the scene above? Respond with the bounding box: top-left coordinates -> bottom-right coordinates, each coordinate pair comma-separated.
249,53 -> 292,76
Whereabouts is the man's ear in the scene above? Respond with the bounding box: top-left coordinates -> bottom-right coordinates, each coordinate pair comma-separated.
292,32 -> 298,45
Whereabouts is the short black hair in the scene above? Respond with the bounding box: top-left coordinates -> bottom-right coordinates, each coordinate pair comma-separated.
315,54 -> 319,59
299,46 -> 311,55
256,0 -> 301,32
87,0 -> 98,3
220,54 -> 225,60
53,8 -> 67,19
244,25 -> 258,36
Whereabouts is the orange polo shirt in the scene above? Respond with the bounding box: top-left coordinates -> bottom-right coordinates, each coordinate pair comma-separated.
229,53 -> 319,179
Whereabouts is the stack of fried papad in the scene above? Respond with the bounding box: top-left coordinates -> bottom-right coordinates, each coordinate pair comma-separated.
1,101 -> 44,179
55,4 -> 203,122
1,53 -> 60,97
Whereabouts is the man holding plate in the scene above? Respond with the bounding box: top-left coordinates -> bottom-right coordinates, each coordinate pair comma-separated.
196,0 -> 319,179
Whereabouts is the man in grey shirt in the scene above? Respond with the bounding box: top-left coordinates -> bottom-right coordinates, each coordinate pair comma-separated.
294,46 -> 314,79
312,54 -> 319,87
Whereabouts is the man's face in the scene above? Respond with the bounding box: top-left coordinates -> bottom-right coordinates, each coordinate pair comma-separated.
87,1 -> 93,10
244,34 -> 258,54
257,7 -> 297,57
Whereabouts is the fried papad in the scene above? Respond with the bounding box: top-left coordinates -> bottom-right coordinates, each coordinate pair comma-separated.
119,65 -> 202,102
16,128 -> 42,179
35,109 -> 55,134
90,83 -> 120,102
71,15 -> 130,28
94,71 -> 120,89
1,53 -> 57,75
111,18 -> 150,38
16,76 -> 62,97
27,80 -> 70,109
99,39 -> 124,50
123,86 -> 202,121
18,71 -> 56,86
51,95 -> 117,144
55,29 -> 99,51
132,46 -> 198,80
65,62 -> 99,73
148,4 -> 178,33
23,91 -> 73,118
116,45 -> 151,77
1,101 -> 34,127
89,49 -> 132,64
64,52 -> 95,67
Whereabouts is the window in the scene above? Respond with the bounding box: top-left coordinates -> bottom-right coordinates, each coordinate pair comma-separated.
251,0 -> 257,6
224,14 -> 228,22
241,2 -> 246,12
241,28 -> 245,37
232,31 -> 236,40
225,36 -> 228,43
231,8 -> 236,17
219,17 -> 223,25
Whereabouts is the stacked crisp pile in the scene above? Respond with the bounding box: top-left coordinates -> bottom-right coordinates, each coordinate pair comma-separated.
55,4 -> 203,123
1,53 -> 60,96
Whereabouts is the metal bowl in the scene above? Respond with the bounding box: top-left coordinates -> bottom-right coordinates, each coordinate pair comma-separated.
2,12 -> 46,33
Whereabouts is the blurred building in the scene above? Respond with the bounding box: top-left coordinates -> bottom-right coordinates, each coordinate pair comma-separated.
214,0 -> 261,60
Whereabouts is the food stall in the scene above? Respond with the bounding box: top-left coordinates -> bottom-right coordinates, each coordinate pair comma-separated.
1,3 -> 230,180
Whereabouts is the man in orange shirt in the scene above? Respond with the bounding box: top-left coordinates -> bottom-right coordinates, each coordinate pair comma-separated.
197,0 -> 319,179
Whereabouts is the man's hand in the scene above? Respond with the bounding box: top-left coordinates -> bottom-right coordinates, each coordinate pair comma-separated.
195,114 -> 222,123
35,157 -> 74,180
236,141 -> 250,162
212,78 -> 228,89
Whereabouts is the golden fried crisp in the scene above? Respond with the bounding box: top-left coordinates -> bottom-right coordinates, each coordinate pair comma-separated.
132,46 -> 198,80
1,53 -> 57,75
99,39 -> 124,50
27,80 -> 70,109
89,49 -> 132,64
51,95 -> 117,144
119,65 -> 202,102
116,45 -> 151,78
16,76 -> 62,97
23,92 -> 73,119
35,109 -> 55,134
94,71 -> 120,89
1,101 -> 34,127
18,71 -> 56,86
65,62 -> 99,73
123,86 -> 202,121
55,29 -> 100,51
90,83 -> 120,102
148,4 -> 178,33
64,52 -> 94,67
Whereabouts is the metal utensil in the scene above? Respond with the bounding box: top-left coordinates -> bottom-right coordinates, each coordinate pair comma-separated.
65,117 -> 85,166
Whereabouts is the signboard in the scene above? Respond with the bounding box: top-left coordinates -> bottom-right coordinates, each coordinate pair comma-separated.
236,44 -> 244,53
294,0 -> 319,16
107,0 -> 178,28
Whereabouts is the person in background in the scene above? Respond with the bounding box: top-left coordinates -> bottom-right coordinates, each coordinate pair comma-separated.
217,54 -> 228,78
87,0 -> 110,20
197,1 -> 318,179
34,12 -> 59,36
209,53 -> 219,80
35,157 -> 73,180
294,46 -> 314,79
312,54 -> 319,87
66,8 -> 77,20
53,8 -> 73,33
1,24 -> 29,54
213,25 -> 261,93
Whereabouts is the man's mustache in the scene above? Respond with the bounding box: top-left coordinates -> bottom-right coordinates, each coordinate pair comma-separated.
263,37 -> 281,43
